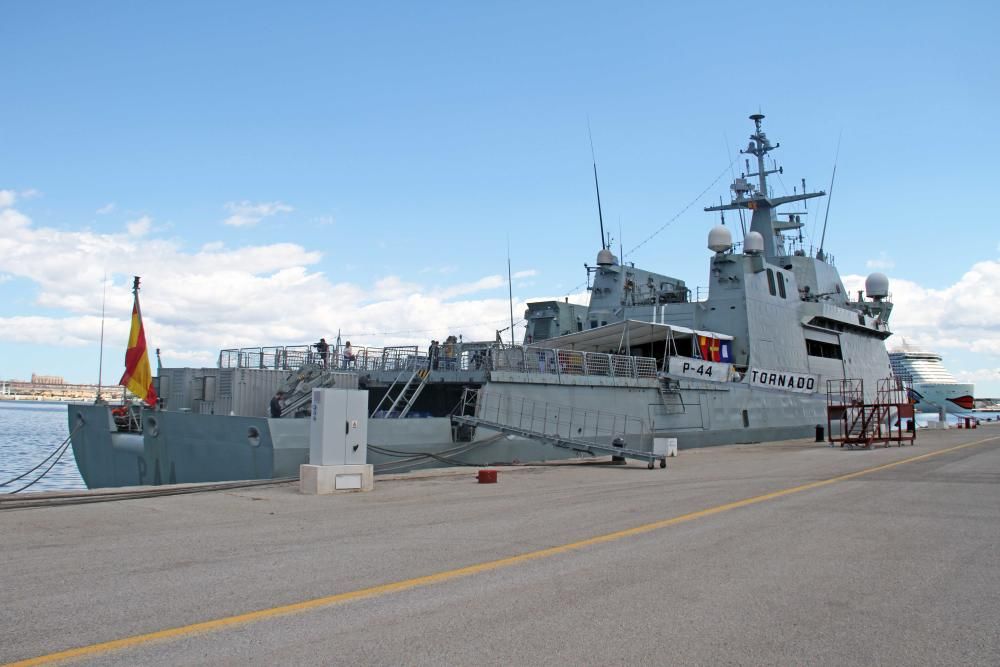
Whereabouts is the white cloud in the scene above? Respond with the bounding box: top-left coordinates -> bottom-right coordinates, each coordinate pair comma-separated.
0,207 -> 31,230
513,269 -> 538,279
0,315 -> 116,347
420,265 -> 458,274
845,259 -> 1000,359
222,200 -> 293,227
0,203 -> 559,376
865,252 -> 895,270
954,368 -> 1000,385
440,275 -> 507,299
312,215 -> 335,226
126,215 -> 152,236
0,189 -> 41,208
96,202 -> 116,215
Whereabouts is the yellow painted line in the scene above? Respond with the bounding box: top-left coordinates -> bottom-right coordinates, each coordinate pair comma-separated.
7,435 -> 998,667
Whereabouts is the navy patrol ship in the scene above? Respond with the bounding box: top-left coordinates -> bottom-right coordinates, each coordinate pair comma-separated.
68,114 -> 902,488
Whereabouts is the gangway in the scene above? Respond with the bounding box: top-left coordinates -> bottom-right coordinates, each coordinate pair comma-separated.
279,368 -> 358,417
371,368 -> 430,418
451,389 -> 667,469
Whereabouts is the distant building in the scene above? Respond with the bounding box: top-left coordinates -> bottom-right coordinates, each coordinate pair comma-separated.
31,373 -> 64,385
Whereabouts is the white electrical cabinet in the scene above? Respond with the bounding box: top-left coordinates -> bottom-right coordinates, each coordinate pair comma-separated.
309,389 -> 369,466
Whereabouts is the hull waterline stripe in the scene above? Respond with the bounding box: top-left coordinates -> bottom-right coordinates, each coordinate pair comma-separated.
7,435 -> 998,667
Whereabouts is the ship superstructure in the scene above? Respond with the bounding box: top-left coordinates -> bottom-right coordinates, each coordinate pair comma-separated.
527,113 -> 895,400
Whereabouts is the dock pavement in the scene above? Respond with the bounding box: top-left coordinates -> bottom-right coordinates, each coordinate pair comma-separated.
2,426 -> 999,666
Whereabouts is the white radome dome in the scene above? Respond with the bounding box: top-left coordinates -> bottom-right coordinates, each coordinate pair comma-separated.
865,272 -> 889,299
744,231 -> 764,255
708,225 -> 733,253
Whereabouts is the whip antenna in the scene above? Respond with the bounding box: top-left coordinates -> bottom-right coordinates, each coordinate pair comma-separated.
588,120 -> 607,249
96,271 -> 108,403
507,237 -> 516,348
817,133 -> 842,260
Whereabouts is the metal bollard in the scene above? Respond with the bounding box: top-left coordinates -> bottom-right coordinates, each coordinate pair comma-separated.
611,436 -> 626,464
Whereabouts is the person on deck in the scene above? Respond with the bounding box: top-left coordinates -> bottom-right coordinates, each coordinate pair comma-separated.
269,390 -> 285,418
342,341 -> 355,368
316,338 -> 329,367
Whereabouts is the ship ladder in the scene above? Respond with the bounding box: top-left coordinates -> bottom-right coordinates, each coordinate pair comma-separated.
372,369 -> 430,418
657,376 -> 686,414
843,405 -> 876,447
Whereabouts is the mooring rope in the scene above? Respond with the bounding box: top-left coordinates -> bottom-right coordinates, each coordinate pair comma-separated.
0,424 -> 82,492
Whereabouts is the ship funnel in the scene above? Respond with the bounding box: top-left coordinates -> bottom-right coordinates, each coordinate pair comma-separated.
708,225 -> 733,253
865,272 -> 889,300
744,231 -> 764,255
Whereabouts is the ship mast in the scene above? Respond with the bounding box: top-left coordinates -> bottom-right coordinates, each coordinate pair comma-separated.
706,114 -> 826,258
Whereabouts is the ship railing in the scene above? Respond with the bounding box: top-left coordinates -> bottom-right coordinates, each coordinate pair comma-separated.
492,346 -> 658,381
217,343 -> 496,373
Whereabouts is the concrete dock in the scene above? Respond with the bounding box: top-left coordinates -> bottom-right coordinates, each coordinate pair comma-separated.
3,428 -> 999,666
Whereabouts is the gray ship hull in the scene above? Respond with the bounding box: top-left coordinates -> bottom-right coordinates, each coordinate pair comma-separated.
69,373 -> 830,489
69,403 -> 604,489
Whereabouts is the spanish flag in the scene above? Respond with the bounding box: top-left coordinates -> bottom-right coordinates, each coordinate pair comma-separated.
119,277 -> 158,406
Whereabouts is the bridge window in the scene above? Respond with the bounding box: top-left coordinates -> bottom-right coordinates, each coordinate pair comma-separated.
777,272 -> 786,299
806,339 -> 843,359
766,269 -> 776,296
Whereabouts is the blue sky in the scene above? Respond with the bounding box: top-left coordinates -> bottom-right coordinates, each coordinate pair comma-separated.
2,1 -> 999,394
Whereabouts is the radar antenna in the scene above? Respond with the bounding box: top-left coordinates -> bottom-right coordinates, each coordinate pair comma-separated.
705,113 -> 826,258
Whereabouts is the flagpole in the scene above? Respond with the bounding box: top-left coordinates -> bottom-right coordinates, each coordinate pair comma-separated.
120,275 -> 158,406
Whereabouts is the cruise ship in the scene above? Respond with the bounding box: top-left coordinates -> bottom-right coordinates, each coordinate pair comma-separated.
889,345 -> 974,413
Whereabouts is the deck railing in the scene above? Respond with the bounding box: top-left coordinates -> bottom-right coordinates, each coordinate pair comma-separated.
218,342 -> 658,381
492,346 -> 658,381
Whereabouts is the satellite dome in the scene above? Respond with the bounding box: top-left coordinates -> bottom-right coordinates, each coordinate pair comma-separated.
744,231 -> 764,255
708,225 -> 733,253
865,272 -> 889,299
596,248 -> 617,266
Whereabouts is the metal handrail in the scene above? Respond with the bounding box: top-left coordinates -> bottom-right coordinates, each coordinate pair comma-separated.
492,347 -> 657,380
217,341 -> 658,382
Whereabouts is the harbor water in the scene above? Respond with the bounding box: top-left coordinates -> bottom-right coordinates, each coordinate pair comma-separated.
0,401 -> 85,492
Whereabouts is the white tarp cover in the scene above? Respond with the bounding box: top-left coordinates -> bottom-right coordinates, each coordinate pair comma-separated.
530,319 -> 733,352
